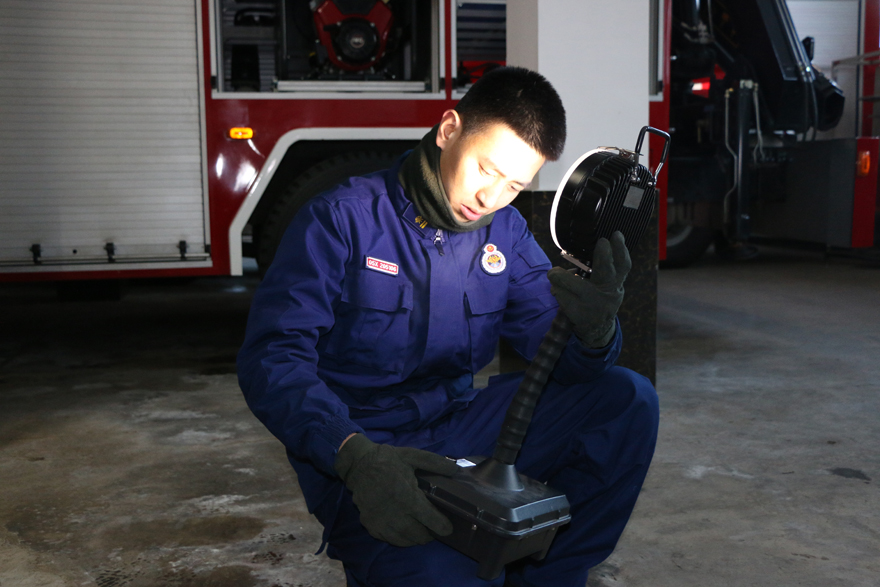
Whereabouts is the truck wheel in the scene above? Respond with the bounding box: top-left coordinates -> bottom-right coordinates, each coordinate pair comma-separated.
662,200 -> 715,268
257,151 -> 400,275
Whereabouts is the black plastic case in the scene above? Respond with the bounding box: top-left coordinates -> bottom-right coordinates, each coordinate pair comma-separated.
417,456 -> 571,580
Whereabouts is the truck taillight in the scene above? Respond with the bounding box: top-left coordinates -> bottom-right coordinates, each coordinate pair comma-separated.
229,127 -> 254,140
690,77 -> 711,99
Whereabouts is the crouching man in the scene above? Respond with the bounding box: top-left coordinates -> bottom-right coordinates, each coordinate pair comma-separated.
238,66 -> 659,587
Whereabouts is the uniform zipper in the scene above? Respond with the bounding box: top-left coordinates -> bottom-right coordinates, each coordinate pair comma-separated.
433,228 -> 445,256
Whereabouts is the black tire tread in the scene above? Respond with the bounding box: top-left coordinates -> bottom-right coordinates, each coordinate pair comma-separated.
661,225 -> 715,268
257,150 -> 399,274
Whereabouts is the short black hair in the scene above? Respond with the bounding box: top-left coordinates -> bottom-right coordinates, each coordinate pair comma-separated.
454,66 -> 566,161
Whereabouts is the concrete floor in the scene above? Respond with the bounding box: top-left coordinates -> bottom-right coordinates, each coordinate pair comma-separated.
1,246 -> 878,586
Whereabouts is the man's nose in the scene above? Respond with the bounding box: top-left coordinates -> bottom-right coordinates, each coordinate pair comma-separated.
476,181 -> 503,210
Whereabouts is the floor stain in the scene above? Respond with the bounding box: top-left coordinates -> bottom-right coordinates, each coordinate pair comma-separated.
100,516 -> 266,549
159,565 -> 256,587
828,468 -> 871,482
251,551 -> 285,565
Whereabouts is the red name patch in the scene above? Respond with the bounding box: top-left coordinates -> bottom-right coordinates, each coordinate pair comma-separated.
366,256 -> 399,276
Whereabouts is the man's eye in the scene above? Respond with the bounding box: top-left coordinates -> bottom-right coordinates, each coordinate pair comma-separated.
480,166 -> 493,177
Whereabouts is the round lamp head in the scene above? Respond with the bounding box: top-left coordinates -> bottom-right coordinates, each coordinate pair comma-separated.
549,126 -> 670,271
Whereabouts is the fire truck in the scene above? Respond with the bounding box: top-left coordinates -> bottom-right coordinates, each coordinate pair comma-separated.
0,0 -> 876,282
663,0 -> 880,266
0,0 -> 655,282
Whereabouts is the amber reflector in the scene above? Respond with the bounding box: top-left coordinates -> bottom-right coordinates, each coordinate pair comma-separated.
857,150 -> 871,177
229,127 -> 254,140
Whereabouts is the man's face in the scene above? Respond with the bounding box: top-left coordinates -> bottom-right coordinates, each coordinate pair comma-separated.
436,111 -> 545,223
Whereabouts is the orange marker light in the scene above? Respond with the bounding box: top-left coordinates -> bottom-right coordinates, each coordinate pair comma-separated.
857,150 -> 871,177
229,127 -> 254,140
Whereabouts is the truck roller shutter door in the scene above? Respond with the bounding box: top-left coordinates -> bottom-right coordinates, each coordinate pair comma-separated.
0,0 -> 209,272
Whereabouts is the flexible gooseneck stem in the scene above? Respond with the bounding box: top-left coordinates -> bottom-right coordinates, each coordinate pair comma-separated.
492,309 -> 573,465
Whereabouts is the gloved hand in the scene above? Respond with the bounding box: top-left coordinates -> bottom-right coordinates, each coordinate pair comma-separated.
547,231 -> 631,348
334,433 -> 460,547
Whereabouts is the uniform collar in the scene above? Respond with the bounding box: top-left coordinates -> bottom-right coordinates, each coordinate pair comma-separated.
386,151 -> 431,237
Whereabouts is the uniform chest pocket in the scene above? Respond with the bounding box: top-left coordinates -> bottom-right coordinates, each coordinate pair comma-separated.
325,269 -> 413,373
465,279 -> 508,373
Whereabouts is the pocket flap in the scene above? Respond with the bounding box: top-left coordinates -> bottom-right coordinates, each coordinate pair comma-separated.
342,269 -> 413,312
466,281 -> 508,315
513,239 -> 550,268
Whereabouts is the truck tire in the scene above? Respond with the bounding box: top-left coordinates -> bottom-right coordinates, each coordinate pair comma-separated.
662,200 -> 715,268
257,151 -> 400,275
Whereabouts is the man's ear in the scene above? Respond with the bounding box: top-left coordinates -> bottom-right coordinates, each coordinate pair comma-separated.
436,110 -> 462,151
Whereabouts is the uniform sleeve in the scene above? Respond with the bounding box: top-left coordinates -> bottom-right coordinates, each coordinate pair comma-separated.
236,196 -> 363,476
500,215 -> 621,383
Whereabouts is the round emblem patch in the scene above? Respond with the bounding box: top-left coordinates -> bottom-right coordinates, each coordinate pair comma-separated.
480,243 -> 507,275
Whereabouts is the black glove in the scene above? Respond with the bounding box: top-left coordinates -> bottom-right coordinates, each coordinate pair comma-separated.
547,231 -> 631,348
334,433 -> 459,547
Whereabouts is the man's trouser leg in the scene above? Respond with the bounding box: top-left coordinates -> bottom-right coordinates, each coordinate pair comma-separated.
325,366 -> 659,587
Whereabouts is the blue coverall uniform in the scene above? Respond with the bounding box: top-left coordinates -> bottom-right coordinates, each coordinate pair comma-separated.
237,155 -> 659,587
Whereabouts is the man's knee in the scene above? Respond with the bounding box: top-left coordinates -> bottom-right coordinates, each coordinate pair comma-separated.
522,367 -> 658,479
600,367 -> 660,471
565,366 -> 658,429
603,366 -> 658,420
